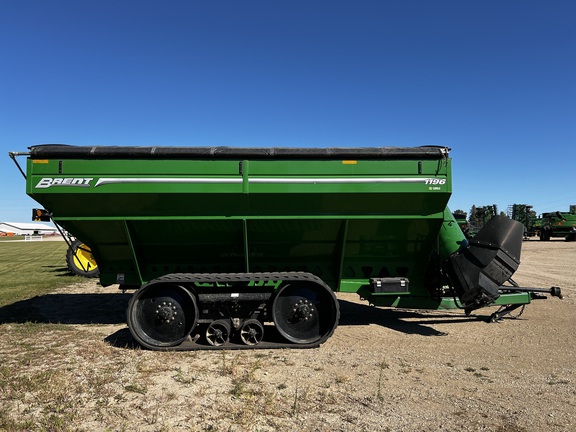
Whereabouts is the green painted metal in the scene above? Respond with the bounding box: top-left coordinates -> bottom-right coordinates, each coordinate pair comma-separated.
356,290 -> 531,309
21,145 -> 529,312
438,207 -> 467,262
540,208 -> 576,241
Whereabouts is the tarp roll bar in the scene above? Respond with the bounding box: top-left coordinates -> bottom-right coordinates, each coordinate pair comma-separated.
28,144 -> 449,160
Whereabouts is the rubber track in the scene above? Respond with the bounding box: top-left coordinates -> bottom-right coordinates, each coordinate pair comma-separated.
151,271 -> 326,285
130,272 -> 340,351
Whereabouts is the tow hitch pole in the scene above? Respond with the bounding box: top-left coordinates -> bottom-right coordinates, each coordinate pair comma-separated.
500,286 -> 563,300
489,285 -> 563,322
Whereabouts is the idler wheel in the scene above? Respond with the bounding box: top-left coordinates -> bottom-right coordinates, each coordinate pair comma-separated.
239,319 -> 264,346
127,283 -> 198,349
205,320 -> 231,346
271,282 -> 339,344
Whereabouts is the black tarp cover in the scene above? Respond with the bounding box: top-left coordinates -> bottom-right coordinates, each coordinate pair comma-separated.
29,144 -> 449,160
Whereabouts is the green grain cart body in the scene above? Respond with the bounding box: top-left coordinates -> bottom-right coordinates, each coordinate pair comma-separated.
539,208 -> 576,241
26,146 -> 452,290
16,145 -> 536,349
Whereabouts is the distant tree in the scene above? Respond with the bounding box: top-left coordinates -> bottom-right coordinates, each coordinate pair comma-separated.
467,204 -> 498,236
468,205 -> 477,224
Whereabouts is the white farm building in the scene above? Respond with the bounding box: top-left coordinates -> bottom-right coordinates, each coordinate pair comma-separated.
0,222 -> 58,236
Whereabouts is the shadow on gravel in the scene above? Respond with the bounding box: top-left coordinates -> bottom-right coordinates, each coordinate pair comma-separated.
0,292 -> 131,325
0,293 -> 485,348
105,329 -> 140,349
338,299 -> 483,336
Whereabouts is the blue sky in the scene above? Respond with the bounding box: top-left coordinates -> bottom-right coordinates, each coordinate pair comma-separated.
1,1 -> 575,223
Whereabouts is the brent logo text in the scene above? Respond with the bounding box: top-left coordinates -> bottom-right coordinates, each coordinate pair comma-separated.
35,178 -> 94,188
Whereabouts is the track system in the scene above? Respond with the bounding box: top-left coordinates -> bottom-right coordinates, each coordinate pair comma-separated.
126,272 -> 340,350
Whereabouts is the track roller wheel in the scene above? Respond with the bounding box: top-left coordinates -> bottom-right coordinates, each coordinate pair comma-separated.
205,320 -> 231,346
272,282 -> 339,345
239,319 -> 264,346
66,239 -> 99,278
127,283 -> 198,349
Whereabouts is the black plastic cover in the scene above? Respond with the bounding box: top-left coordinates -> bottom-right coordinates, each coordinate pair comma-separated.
445,216 -> 524,310
28,144 -> 449,160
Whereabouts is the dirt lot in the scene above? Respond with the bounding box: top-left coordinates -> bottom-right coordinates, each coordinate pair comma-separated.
1,240 -> 575,431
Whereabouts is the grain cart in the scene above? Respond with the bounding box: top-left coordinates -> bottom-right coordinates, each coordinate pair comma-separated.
9,145 -> 561,350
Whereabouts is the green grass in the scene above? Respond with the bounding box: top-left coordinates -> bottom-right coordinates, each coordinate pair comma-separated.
0,236 -> 26,242
0,241 -> 83,307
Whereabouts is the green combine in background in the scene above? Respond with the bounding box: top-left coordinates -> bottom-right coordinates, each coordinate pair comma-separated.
451,209 -> 469,238
539,207 -> 576,241
9,145 -> 561,350
508,204 -> 576,241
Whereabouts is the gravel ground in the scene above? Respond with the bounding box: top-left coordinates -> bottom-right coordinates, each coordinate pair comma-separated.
0,239 -> 574,431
